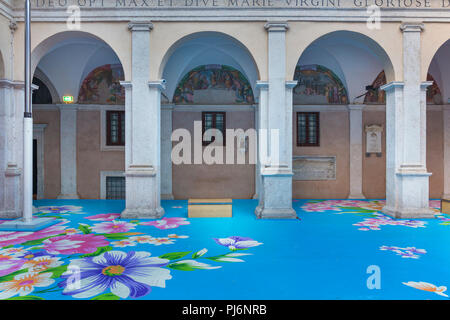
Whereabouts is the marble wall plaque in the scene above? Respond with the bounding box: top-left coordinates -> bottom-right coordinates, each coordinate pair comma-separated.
365,124 -> 383,154
292,156 -> 336,181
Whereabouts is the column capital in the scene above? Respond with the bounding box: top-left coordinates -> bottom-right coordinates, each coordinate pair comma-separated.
120,81 -> 132,89
380,81 -> 404,92
57,105 -> 78,111
420,81 -> 433,90
400,22 -> 424,33
161,104 -> 174,110
348,104 -> 365,111
148,80 -> 166,91
128,21 -> 153,32
264,21 -> 289,32
285,80 -> 298,89
256,80 -> 269,91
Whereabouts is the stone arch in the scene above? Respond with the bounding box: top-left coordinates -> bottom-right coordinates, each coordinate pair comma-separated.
31,31 -> 127,104
33,67 -> 60,103
16,24 -> 130,82
288,27 -> 398,85
291,30 -> 396,103
425,38 -> 450,103
158,31 -> 261,100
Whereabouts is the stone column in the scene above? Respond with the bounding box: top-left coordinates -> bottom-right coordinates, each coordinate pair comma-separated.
253,101 -> 260,200
121,21 -> 164,219
348,104 -> 365,199
443,105 -> 450,199
0,80 -> 22,218
161,105 -> 173,200
57,106 -> 79,199
254,22 -> 296,219
381,23 -> 433,219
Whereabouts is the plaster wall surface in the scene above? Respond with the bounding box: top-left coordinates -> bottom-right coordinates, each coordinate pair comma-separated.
172,109 -> 255,199
33,110 -> 60,199
292,110 -> 350,199
76,110 -> 125,199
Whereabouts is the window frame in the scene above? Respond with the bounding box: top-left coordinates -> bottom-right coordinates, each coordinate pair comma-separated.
106,110 -> 125,146
202,111 -> 226,146
296,112 -> 320,147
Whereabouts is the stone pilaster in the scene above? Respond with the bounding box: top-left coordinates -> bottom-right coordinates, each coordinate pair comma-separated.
381,22 -> 433,218
348,104 -> 365,199
57,106 -> 79,199
161,105 -> 174,200
0,80 -> 22,218
443,105 -> 450,199
255,22 -> 296,219
121,21 -> 164,219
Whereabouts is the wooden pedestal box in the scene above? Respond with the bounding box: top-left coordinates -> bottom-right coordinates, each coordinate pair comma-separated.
441,199 -> 450,214
188,199 -> 232,218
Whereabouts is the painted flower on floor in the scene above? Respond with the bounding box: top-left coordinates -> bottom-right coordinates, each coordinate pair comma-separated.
0,272 -> 54,299
91,221 -> 137,234
84,213 -> 121,222
147,237 -> 174,246
59,250 -> 172,299
380,246 -> 427,259
0,221 -> 68,247
0,255 -> 26,277
42,234 -> 109,255
140,217 -> 190,230
213,236 -> 263,250
301,200 -> 388,215
37,206 -> 83,215
353,213 -> 427,231
22,256 -> 63,272
0,247 -> 27,257
129,235 -> 154,244
168,260 -> 220,270
111,240 -> 137,248
168,234 -> 188,239
436,214 -> 450,226
403,281 -> 448,298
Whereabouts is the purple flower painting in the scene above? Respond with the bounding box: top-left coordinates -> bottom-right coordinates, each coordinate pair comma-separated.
213,236 -> 263,250
59,250 -> 172,299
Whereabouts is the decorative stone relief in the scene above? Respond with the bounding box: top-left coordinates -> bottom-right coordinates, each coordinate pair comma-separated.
365,124 -> 383,157
292,156 -> 336,181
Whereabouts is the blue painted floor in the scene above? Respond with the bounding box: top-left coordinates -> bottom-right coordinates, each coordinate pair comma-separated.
0,199 -> 449,300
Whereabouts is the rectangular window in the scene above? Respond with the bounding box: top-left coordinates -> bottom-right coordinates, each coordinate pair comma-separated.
106,111 -> 125,146
297,112 -> 320,146
105,176 -> 125,200
202,112 -> 226,146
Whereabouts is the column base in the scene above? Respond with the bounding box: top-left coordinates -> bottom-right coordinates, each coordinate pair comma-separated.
57,194 -> 80,199
120,207 -> 165,219
161,194 -> 174,200
382,205 -> 436,219
348,193 -> 366,199
255,205 -> 297,219
0,210 -> 22,219
0,217 -> 59,231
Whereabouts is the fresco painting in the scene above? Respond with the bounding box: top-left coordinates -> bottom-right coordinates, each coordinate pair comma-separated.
78,64 -> 125,105
293,65 -> 348,105
364,71 -> 442,104
173,65 -> 254,104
